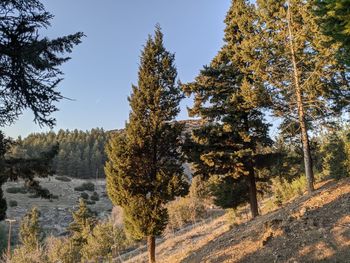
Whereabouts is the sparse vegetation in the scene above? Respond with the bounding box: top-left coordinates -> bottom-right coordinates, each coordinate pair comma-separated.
167,197 -> 206,231
8,200 -> 18,207
80,192 -> 89,200
74,182 -> 95,192
90,192 -> 99,202
55,176 -> 72,182
6,187 -> 27,194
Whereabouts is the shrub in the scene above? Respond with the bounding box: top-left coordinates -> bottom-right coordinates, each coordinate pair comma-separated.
10,246 -> 47,263
55,176 -> 72,182
85,200 -> 95,205
6,187 -> 27,194
81,221 -> 128,262
8,200 -> 18,207
225,208 -> 239,227
90,192 -> 99,202
167,197 -> 206,230
270,175 -> 307,205
51,195 -> 59,200
45,236 -> 80,263
80,192 -> 89,200
74,182 -> 95,192
46,236 -> 80,263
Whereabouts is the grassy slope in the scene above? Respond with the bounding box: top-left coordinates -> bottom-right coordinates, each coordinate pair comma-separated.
126,178 -> 350,263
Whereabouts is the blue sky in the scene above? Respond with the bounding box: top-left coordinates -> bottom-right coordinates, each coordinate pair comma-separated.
4,0 -> 233,138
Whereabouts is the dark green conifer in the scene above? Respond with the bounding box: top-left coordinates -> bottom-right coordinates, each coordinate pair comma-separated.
183,0 -> 271,218
105,26 -> 188,263
315,0 -> 350,65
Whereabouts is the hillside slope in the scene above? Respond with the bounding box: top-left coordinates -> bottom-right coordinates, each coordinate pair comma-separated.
125,178 -> 350,262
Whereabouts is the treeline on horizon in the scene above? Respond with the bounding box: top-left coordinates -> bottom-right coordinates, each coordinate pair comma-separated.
8,128 -> 108,179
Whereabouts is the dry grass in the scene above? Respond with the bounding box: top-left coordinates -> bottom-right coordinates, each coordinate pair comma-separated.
124,178 -> 350,263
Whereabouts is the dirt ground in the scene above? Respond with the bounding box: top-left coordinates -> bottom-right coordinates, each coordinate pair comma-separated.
125,178 -> 350,263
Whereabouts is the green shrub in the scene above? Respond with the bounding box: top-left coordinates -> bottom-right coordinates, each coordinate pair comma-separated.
90,192 -> 99,202
10,246 -> 47,263
8,200 -> 18,207
6,187 -> 27,194
55,176 -> 72,182
225,208 -> 239,227
167,197 -> 206,230
81,221 -> 129,262
74,182 -> 95,192
270,175 -> 307,205
80,192 -> 89,200
321,133 -> 348,179
46,236 -> 80,263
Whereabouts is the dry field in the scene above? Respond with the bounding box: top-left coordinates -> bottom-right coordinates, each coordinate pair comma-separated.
2,177 -> 112,239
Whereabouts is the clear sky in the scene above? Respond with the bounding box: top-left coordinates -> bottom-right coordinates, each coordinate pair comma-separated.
3,0 -> 232,138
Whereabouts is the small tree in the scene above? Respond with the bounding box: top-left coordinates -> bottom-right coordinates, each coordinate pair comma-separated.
68,199 -> 96,262
19,207 -> 42,251
10,207 -> 46,263
81,221 -> 127,262
105,26 -> 188,263
69,199 -> 96,243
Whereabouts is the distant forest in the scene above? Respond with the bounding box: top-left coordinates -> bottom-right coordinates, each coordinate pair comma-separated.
9,129 -> 109,179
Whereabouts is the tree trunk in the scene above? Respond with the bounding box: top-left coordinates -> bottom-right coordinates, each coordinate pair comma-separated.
147,235 -> 156,263
287,1 -> 314,194
248,167 -> 259,218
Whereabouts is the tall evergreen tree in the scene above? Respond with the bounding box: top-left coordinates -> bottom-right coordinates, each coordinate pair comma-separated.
105,26 -> 188,263
183,0 -> 271,218
256,0 -> 350,193
0,0 -> 83,219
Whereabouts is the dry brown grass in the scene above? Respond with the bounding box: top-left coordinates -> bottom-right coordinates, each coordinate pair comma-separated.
124,178 -> 350,263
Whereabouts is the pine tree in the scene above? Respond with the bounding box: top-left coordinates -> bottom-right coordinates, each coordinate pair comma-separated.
255,0 -> 350,193
19,207 -> 42,252
0,0 -> 83,220
183,0 -> 271,218
105,26 -> 188,263
68,199 -> 96,262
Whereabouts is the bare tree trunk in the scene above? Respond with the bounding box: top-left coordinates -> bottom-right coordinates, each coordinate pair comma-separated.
147,235 -> 156,263
248,167 -> 259,218
287,0 -> 314,194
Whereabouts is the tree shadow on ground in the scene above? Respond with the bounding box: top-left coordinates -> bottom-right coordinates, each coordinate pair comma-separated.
180,179 -> 350,263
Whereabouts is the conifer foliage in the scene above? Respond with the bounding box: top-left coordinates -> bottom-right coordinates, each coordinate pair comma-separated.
183,0 -> 271,218
256,0 -> 350,193
19,207 -> 42,252
105,26 -> 188,263
0,0 -> 84,127
315,0 -> 350,65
